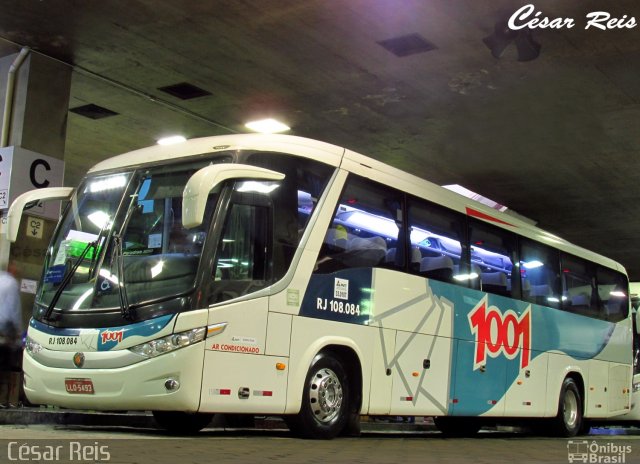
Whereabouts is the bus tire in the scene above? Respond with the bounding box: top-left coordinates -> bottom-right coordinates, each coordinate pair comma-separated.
551,377 -> 583,437
152,411 -> 213,434
285,353 -> 350,439
434,416 -> 481,437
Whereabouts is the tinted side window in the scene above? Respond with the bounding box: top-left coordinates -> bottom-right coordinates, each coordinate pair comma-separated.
520,239 -> 561,308
315,175 -> 403,274
561,254 -> 598,317
469,219 -> 518,298
597,266 -> 629,322
209,190 -> 272,304
407,197 -> 472,287
247,152 -> 334,279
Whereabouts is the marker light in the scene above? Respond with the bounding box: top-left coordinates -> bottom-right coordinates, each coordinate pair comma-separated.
129,327 -> 206,358
244,118 -> 290,133
207,322 -> 228,337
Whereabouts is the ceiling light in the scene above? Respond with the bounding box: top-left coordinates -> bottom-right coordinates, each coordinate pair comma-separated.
157,135 -> 187,145
236,181 -> 280,194
522,260 -> 544,270
88,175 -> 127,193
87,211 -> 111,229
245,118 -> 290,133
453,273 -> 479,282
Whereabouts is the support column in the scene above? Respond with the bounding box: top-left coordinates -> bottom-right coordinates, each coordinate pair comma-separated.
0,49 -> 71,336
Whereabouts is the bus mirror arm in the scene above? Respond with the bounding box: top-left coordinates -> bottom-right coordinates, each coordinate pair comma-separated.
5,187 -> 73,242
182,163 -> 285,229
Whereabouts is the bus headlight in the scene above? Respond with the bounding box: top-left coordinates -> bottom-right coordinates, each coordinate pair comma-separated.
129,327 -> 206,358
25,336 -> 43,355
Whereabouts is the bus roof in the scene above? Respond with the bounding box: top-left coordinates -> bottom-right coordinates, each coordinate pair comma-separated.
86,133 -> 626,275
88,134 -> 345,173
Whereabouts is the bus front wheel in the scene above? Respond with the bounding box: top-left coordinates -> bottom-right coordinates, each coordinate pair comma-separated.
152,411 -> 214,434
552,377 -> 583,437
285,353 -> 350,439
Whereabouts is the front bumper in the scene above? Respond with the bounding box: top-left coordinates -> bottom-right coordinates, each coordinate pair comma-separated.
23,342 -> 205,411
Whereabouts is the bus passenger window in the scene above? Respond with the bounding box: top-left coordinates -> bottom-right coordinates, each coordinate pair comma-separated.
520,239 -> 561,309
560,254 -> 597,317
468,219 -> 517,298
597,266 -> 628,322
315,175 -> 402,274
407,196 -> 472,287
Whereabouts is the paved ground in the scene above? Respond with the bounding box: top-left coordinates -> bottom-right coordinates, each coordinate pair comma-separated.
0,413 -> 639,464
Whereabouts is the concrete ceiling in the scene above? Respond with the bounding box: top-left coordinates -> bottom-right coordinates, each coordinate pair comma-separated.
1,0 -> 640,278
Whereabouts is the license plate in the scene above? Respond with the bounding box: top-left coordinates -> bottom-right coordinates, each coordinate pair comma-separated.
65,378 -> 94,394
48,336 -> 79,347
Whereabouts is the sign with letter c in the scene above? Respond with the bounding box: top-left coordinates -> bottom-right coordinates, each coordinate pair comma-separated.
30,159 -> 52,188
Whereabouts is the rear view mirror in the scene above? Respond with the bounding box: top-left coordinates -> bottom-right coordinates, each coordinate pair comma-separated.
182,164 -> 284,228
5,187 -> 73,242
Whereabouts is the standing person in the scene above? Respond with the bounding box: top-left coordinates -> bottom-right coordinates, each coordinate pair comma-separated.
0,261 -> 22,407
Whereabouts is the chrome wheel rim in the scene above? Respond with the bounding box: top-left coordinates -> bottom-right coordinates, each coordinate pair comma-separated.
563,389 -> 579,429
308,367 -> 343,424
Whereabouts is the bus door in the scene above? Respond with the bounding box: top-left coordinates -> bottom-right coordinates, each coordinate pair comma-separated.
199,183 -> 288,414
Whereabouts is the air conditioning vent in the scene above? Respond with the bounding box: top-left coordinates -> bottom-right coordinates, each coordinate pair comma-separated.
158,82 -> 211,100
377,33 -> 437,57
69,104 -> 118,120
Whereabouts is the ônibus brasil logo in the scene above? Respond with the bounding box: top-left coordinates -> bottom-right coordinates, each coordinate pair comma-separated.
468,297 -> 532,370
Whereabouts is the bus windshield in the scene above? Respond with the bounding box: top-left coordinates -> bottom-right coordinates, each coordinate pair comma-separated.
36,160 -> 224,320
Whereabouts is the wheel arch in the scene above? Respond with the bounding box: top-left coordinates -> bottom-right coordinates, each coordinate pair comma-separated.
550,371 -> 586,436
562,371 -> 585,416
566,372 -> 585,404
546,364 -> 585,417
285,336 -> 364,414
320,344 -> 363,415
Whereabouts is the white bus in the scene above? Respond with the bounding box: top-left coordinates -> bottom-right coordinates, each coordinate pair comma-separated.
7,134 -> 633,438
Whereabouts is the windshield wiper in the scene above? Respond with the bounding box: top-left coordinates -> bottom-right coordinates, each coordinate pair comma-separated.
112,233 -> 134,320
42,240 -> 99,321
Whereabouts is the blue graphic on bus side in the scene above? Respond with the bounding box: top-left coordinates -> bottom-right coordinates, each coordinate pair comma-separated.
30,314 -> 174,351
97,314 -> 174,351
427,279 -> 617,416
301,269 -> 621,417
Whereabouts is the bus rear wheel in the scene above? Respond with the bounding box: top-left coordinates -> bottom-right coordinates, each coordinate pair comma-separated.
152,411 -> 214,434
551,377 -> 583,437
285,353 -> 350,439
